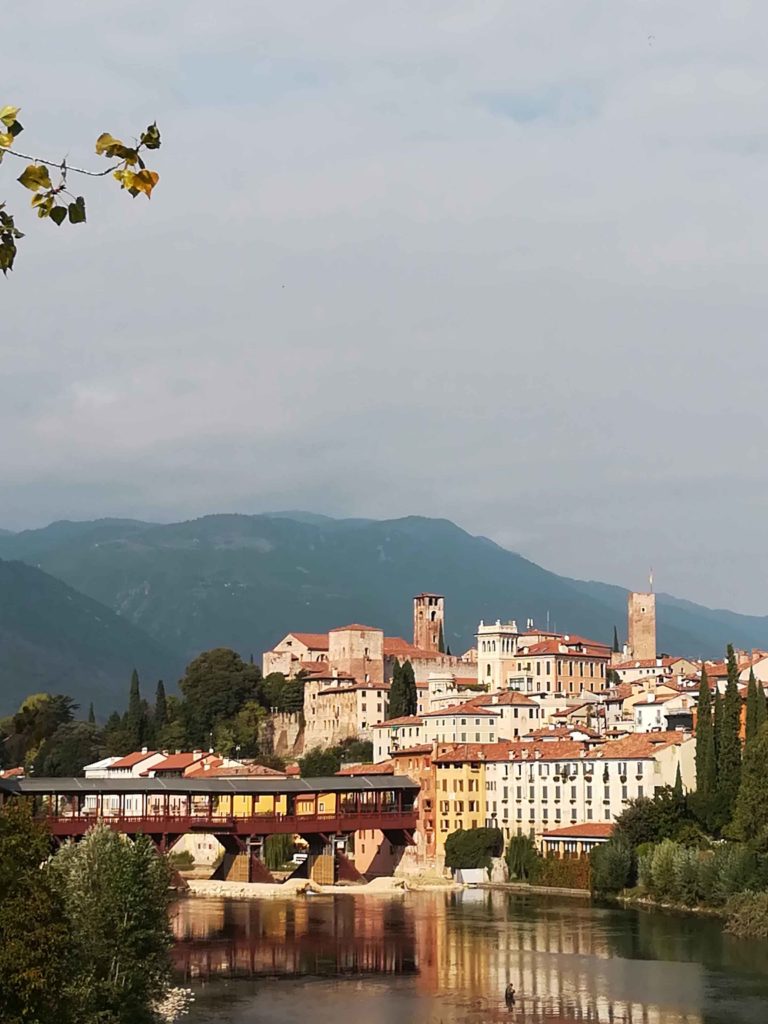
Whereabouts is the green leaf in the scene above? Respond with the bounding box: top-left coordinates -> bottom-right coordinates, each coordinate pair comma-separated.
49,206 -> 67,226
68,197 -> 86,225
17,164 -> 52,192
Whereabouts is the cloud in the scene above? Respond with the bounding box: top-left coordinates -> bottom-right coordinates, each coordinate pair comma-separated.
1,1 -> 767,614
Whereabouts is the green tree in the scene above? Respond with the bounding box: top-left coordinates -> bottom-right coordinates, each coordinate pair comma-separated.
444,827 -> 503,871
506,834 -> 540,881
179,648 -> 262,746
401,660 -> 418,718
298,746 -> 342,777
717,646 -> 742,811
731,723 -> 768,844
33,721 -> 103,777
154,680 -> 168,732
613,786 -> 690,848
695,670 -> 716,802
387,660 -> 408,719
263,834 -> 294,870
589,837 -> 632,896
341,739 -> 374,764
613,625 -> 620,654
3,693 -> 77,767
124,669 -> 147,751
756,679 -> 768,733
1,105 -> 161,274
0,801 -> 74,1024
51,824 -> 173,1024
438,621 -> 445,654
88,702 -> 96,725
745,669 -> 759,746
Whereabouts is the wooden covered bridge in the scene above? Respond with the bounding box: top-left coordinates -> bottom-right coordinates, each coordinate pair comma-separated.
0,774 -> 419,884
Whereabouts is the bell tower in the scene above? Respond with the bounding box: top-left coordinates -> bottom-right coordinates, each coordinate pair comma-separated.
627,591 -> 656,661
413,593 -> 445,652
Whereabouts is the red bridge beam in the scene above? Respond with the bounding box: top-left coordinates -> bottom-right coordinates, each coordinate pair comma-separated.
43,809 -> 418,840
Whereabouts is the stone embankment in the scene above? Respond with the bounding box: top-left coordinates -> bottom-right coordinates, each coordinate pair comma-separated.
186,875 -> 461,899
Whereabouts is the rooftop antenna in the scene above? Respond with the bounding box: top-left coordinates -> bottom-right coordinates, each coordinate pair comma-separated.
546,609 -> 550,631
649,567 -> 654,593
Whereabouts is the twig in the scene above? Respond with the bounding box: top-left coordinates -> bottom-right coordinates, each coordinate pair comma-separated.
4,148 -> 119,177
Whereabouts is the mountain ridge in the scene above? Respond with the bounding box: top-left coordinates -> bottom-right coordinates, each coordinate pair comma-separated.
0,513 -> 764,677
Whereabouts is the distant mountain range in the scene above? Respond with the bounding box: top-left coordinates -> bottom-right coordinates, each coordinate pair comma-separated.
0,558 -> 182,715
0,512 -> 767,715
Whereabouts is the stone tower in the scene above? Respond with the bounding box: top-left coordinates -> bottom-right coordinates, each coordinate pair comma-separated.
413,593 -> 445,652
627,591 -> 656,661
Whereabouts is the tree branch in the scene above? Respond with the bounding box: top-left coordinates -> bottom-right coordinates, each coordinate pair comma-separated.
4,148 -> 119,178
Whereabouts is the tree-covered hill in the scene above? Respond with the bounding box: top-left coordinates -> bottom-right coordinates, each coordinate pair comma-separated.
0,513 -> 766,671
0,558 -> 182,714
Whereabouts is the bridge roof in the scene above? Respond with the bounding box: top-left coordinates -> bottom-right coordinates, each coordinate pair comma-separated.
4,774 -> 418,796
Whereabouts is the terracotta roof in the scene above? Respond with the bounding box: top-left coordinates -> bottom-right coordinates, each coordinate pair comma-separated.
467,691 -> 537,708
145,753 -> 204,773
329,623 -> 382,633
336,761 -> 395,776
288,632 -> 329,650
586,731 -> 688,759
540,822 -> 614,840
516,638 -> 610,658
525,726 -> 599,740
0,766 -> 24,779
615,658 -> 675,671
372,715 -> 423,729
110,750 -> 158,769
433,741 -> 518,764
422,702 -> 499,718
390,744 -> 433,757
188,763 -> 286,778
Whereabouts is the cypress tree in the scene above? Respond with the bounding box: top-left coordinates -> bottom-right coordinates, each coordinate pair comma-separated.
695,670 -> 715,799
154,680 -> 168,731
124,669 -> 145,750
438,621 -> 445,654
745,669 -> 758,746
401,660 -> 418,717
713,686 -> 723,766
717,645 -> 742,809
388,660 -> 407,720
756,679 -> 768,733
613,625 -> 620,654
674,763 -> 683,797
87,703 -> 96,725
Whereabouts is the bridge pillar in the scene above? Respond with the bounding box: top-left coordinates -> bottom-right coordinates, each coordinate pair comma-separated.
211,834 -> 274,884
306,835 -> 336,885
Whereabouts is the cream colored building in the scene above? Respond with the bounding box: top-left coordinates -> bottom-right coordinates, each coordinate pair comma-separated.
372,715 -> 424,764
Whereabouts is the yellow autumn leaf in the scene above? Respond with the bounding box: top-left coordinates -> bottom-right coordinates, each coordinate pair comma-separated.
0,105 -> 20,127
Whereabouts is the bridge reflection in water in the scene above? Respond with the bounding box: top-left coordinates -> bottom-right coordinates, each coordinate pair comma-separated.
171,896 -> 418,980
171,890 -> 767,1024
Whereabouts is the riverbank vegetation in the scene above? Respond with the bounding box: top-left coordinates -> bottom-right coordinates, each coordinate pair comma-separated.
0,801 -> 190,1023
589,657 -> 768,938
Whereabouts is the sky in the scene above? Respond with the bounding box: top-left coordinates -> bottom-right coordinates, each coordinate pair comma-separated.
2,1 -> 767,614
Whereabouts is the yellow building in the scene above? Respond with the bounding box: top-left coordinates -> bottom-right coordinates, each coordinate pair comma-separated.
432,743 -> 498,853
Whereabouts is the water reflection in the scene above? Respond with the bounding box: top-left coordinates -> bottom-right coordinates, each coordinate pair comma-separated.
175,891 -> 768,1024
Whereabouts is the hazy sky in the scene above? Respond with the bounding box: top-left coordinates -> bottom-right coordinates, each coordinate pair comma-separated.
3,2 -> 767,614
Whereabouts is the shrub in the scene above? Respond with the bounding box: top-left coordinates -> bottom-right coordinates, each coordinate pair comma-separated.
725,892 -> 768,939
713,844 -> 757,905
536,855 -> 590,891
650,840 -> 678,902
636,843 -> 655,892
168,849 -> 195,871
264,834 -> 294,870
590,838 -> 632,896
673,847 -> 700,906
444,827 -> 504,871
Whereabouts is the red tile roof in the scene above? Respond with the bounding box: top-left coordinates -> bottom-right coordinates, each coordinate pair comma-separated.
0,766 -> 24,779
390,744 -> 434,757
586,731 -> 688,759
372,715 -> 423,728
467,691 -> 537,707
336,762 -> 395,775
422,702 -> 499,718
433,741 -> 519,764
187,762 -> 286,778
289,632 -> 329,649
110,751 -> 158,769
146,753 -> 204,773
540,822 -> 614,839
329,623 -> 382,633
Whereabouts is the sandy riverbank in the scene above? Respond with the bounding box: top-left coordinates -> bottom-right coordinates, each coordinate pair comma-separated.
185,875 -> 462,899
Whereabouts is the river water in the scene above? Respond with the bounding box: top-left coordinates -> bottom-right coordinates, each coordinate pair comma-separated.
172,890 -> 768,1024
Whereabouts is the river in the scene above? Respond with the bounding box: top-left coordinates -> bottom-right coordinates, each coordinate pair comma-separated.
172,890 -> 768,1024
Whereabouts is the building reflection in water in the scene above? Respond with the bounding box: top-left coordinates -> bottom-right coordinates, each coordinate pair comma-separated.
172,890 -> 767,1024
